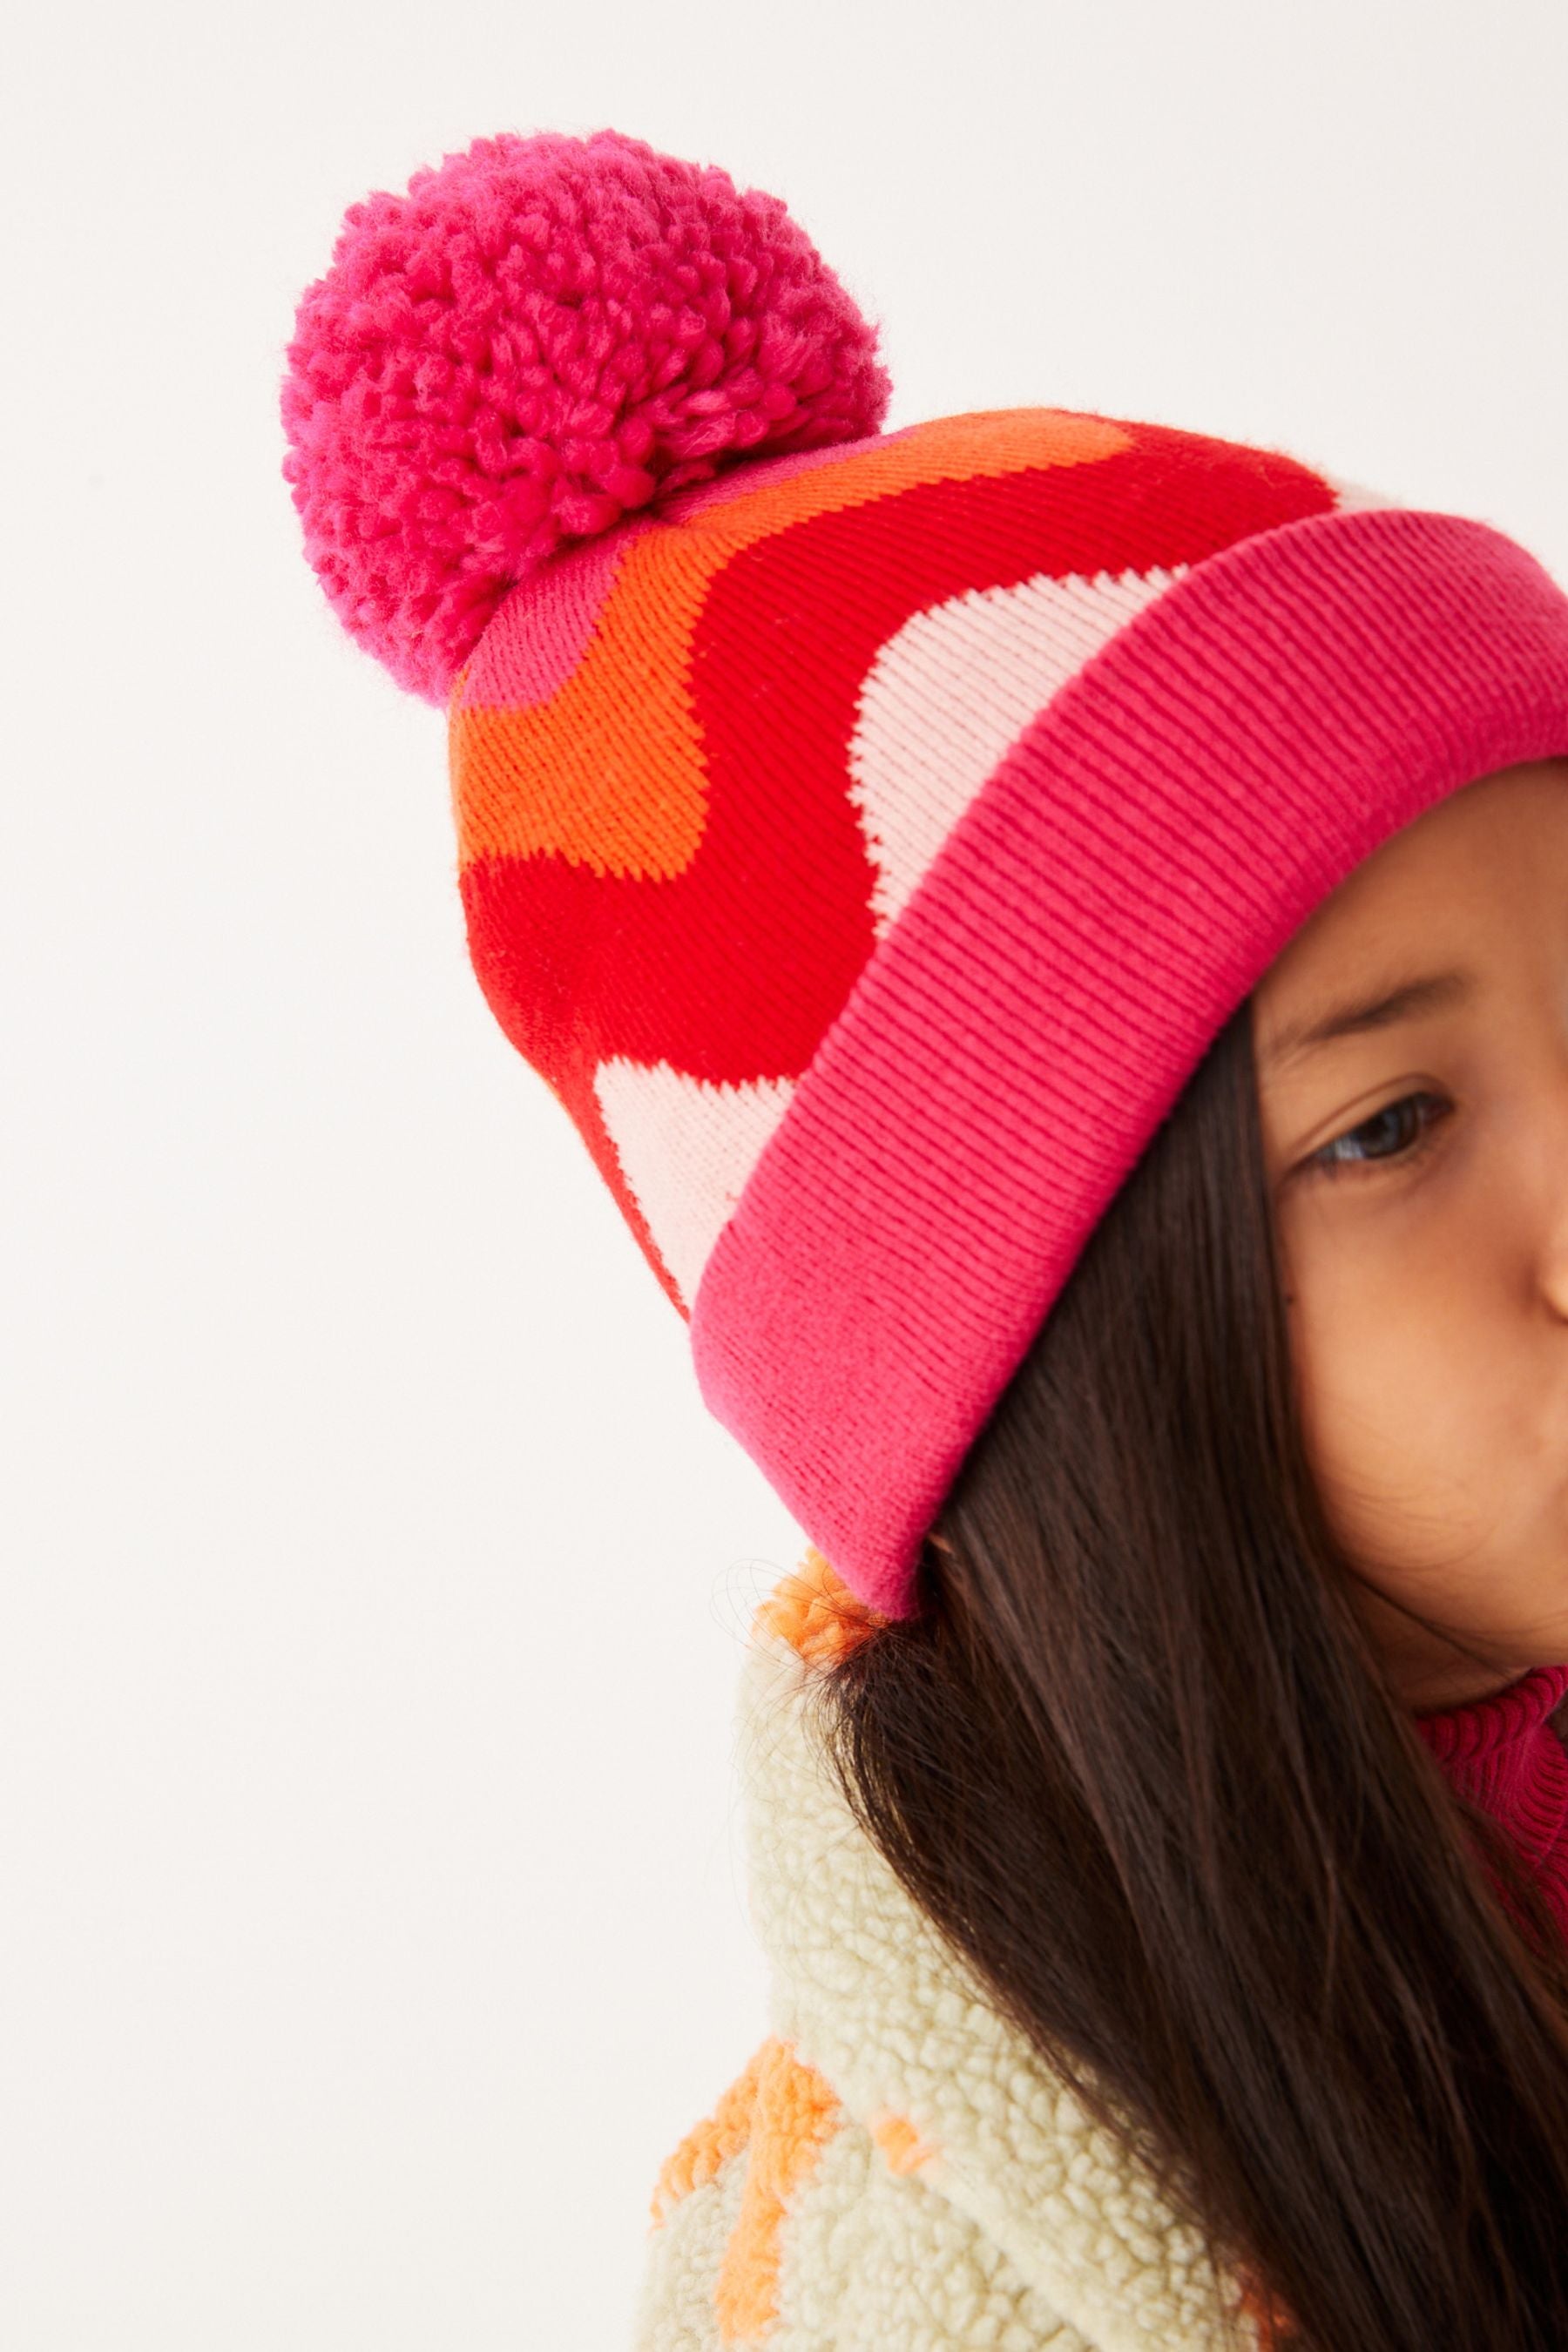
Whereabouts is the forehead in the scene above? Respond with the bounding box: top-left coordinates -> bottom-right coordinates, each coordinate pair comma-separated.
1254,759 -> 1568,1017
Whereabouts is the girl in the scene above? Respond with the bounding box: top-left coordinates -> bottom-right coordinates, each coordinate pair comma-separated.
283,127 -> 1568,2349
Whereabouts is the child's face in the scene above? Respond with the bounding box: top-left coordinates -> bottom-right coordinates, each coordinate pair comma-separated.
1254,755 -> 1568,1710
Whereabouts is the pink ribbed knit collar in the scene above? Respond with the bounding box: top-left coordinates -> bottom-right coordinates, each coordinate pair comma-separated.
1412,1663 -> 1568,1942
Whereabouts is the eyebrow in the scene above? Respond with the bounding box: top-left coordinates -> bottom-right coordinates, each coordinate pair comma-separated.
1260,967 -> 1477,1071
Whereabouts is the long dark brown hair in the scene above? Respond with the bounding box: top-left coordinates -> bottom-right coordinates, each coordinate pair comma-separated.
814,988 -> 1568,2349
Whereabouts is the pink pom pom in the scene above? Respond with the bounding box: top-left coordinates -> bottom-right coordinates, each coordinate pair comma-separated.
281,129 -> 893,703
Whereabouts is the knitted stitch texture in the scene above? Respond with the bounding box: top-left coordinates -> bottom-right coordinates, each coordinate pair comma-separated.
449,405 -> 1568,1614
1414,1661 -> 1568,1948
284,132 -> 1568,1619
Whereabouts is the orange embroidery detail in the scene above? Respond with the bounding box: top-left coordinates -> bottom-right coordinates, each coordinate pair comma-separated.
754,1544 -> 886,1666
1236,2266 -> 1296,2348
650,2044 -> 767,2223
713,2037 -> 841,2343
450,410 -> 1132,881
869,2109 -> 938,2176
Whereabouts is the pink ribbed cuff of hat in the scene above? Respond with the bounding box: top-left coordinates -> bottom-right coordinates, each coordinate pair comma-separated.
689,504 -> 1568,1619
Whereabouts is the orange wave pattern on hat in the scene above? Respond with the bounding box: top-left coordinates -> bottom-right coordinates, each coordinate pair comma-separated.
449,409 -> 1341,1316
449,409 -> 1133,882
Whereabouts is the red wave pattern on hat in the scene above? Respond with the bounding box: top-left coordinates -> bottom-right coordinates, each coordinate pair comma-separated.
280,129 -> 890,703
453,410 -> 1336,1312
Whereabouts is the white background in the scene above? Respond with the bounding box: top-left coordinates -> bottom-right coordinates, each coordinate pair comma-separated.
4,3 -> 1567,2344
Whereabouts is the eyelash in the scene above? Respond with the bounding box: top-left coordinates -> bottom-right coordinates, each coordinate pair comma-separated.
1306,1090 -> 1451,1181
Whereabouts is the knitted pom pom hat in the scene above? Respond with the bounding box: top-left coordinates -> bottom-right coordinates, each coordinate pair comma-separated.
283,127 -> 1568,1621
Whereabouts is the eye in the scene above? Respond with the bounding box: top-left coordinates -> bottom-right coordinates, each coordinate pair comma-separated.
1307,1090 -> 1450,1180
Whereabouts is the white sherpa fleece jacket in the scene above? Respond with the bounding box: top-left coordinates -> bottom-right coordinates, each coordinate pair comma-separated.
632,1548 -> 1279,2352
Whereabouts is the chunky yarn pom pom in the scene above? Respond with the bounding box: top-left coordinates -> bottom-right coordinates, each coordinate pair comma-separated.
281,128 -> 892,703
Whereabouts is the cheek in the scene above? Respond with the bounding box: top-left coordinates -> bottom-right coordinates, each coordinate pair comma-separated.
1283,1211 -> 1501,1561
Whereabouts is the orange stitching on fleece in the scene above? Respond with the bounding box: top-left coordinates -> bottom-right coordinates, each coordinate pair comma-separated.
713,2038 -> 841,2342
650,2043 -> 767,2224
869,2109 -> 938,2176
754,1544 -> 886,1666
1236,2267 -> 1296,2349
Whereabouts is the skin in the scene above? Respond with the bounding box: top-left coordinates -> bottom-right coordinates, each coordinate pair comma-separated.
1251,756 -> 1568,1711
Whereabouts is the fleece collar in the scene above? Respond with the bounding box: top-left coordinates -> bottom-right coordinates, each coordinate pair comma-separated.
735,1551 -> 1270,2352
